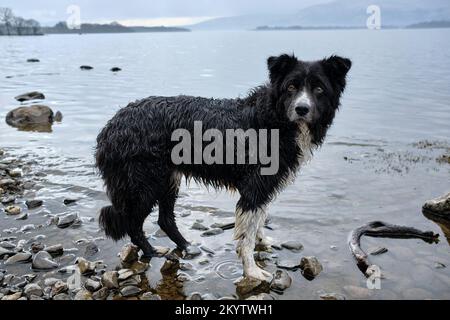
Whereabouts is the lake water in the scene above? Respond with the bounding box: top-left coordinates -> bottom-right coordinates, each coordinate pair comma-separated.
0,29 -> 449,299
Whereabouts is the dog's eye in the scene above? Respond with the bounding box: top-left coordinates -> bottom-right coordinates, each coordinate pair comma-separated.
287,85 -> 296,92
314,87 -> 324,95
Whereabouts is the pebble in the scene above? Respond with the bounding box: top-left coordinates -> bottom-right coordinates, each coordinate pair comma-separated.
57,212 -> 78,228
26,199 -> 43,209
153,246 -> 170,257
24,283 -> 43,297
84,242 -> 99,257
129,260 -> 149,274
45,244 -> 64,257
180,262 -> 194,271
201,228 -> 224,237
31,242 -> 45,253
32,251 -> 58,270
52,280 -> 68,296
77,257 -> 96,275
0,178 -> 15,187
120,286 -> 141,297
1,196 -> 15,204
0,241 -> 16,249
141,293 -> 161,300
281,241 -> 304,252
319,293 -> 346,300
74,289 -> 93,300
101,271 -> 119,289
15,213 -> 28,221
119,244 -> 139,265
5,252 -> 32,265
199,245 -> 215,255
270,270 -> 292,292
198,259 -> 210,265
44,277 -> 60,287
110,67 -> 122,72
8,168 -> 23,177
85,279 -> 102,292
191,222 -> 208,231
235,277 -> 270,296
370,247 -> 388,255
276,259 -> 300,270
118,269 -> 135,280
5,205 -> 21,215
184,245 -> 202,260
53,293 -> 70,300
246,293 -> 275,300
80,65 -> 93,71
186,292 -> 203,300
14,91 -> 45,102
210,222 -> 235,230
27,58 -> 40,63
20,224 -> 36,232
1,292 -> 22,300
299,256 -> 323,280
92,287 -> 109,300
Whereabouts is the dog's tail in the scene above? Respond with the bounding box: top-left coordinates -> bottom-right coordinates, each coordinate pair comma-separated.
99,205 -> 128,241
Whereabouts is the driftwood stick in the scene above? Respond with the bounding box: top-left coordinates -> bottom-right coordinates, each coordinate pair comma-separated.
348,221 -> 439,276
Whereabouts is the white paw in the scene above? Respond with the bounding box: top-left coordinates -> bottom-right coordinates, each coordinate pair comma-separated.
245,266 -> 273,282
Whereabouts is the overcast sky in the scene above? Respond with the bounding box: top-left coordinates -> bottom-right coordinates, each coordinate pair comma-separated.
1,0 -> 332,26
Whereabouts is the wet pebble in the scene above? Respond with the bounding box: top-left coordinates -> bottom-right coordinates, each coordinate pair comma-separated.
5,252 -> 32,265
5,205 -> 21,215
246,293 -> 275,300
27,58 -> 40,63
319,292 -> 346,300
120,285 -> 141,297
198,259 -> 210,265
270,270 -> 292,292
80,66 -> 93,71
191,222 -> 208,231
32,251 -> 58,270
199,245 -> 215,255
141,292 -> 161,300
45,244 -> 64,257
76,257 -> 96,275
0,246 -> 16,259
1,196 -> 15,204
8,168 -> 23,177
24,283 -> 43,297
0,241 -> 16,250
20,224 -> 36,233
183,245 -> 202,260
101,271 -> 119,289
85,279 -> 102,292
201,228 -> 224,237
31,242 -> 45,253
44,277 -> 60,287
1,292 -> 22,300
281,241 -> 304,252
74,289 -> 93,300
119,244 -> 139,265
57,212 -> 78,228
15,213 -> 28,221
84,242 -> 99,257
180,262 -> 194,271
25,199 -> 43,209
118,269 -> 135,280
14,91 -> 45,102
92,287 -> 109,300
53,293 -> 70,300
110,67 -> 122,72
299,256 -> 323,280
276,259 -> 300,270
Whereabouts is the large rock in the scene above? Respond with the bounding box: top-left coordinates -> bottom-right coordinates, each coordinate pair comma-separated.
5,252 -> 32,265
14,91 -> 45,102
32,251 -> 58,270
270,270 -> 292,292
423,192 -> 450,216
101,271 -> 119,289
119,244 -> 139,265
6,105 -> 62,131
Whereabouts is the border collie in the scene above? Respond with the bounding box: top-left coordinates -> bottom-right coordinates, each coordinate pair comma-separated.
96,54 -> 351,281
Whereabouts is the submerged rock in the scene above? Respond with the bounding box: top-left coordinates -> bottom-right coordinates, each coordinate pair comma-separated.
15,213 -> 28,221
14,91 -> 45,102
110,67 -> 122,72
276,259 -> 300,270
80,65 -> 93,70
191,222 -> 208,231
201,228 -> 224,237
183,245 -> 202,260
6,105 -> 61,131
32,251 -> 58,270
27,58 -> 40,63
26,199 -> 43,209
299,256 -> 323,280
281,241 -> 304,252
423,192 -> 450,216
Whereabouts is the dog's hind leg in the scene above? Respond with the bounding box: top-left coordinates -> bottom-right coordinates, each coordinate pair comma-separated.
158,172 -> 190,251
234,201 -> 273,282
256,209 -> 273,249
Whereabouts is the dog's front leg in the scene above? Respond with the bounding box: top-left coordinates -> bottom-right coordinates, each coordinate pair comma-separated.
234,205 -> 273,282
255,209 -> 273,249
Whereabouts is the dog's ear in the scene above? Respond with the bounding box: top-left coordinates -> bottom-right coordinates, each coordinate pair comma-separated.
321,55 -> 352,92
267,54 -> 298,84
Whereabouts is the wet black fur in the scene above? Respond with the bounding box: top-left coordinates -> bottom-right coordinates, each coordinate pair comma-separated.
96,54 -> 351,257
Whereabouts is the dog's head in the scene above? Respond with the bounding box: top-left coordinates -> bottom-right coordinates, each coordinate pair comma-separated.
267,54 -> 351,143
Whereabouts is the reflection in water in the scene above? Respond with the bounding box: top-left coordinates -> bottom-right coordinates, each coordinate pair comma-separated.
13,123 -> 54,133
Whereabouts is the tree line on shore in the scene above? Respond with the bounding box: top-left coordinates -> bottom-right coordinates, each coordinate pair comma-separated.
0,8 -> 43,36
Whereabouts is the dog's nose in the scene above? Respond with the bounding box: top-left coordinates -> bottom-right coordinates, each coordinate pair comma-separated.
295,105 -> 309,117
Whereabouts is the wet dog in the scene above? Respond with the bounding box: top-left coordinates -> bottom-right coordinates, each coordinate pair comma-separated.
95,54 -> 351,281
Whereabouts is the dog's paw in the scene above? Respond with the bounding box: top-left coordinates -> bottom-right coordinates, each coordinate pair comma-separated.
245,266 -> 273,282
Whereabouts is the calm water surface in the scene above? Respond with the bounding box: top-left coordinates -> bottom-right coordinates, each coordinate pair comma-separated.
0,29 -> 449,299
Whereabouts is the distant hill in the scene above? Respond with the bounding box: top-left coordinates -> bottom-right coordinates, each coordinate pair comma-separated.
44,21 -> 190,34
189,0 -> 450,30
407,20 -> 450,28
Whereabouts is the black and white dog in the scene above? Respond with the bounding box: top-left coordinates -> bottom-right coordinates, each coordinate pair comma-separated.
96,54 -> 351,281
